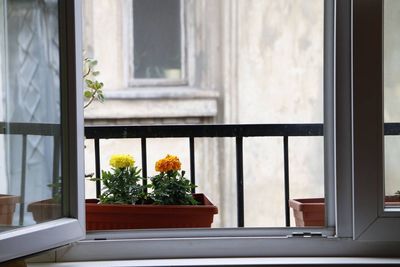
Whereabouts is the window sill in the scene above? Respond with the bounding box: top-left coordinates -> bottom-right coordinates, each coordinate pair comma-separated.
26,257 -> 400,266
84,87 -> 219,123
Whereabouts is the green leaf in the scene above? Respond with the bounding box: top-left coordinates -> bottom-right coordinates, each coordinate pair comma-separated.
84,91 -> 92,98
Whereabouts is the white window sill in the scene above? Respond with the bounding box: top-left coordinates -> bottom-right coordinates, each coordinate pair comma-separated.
26,257 -> 400,266
84,87 -> 219,121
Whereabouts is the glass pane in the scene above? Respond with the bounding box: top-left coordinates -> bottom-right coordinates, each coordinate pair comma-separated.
0,0 -> 62,231
384,0 -> 400,209
133,0 -> 182,79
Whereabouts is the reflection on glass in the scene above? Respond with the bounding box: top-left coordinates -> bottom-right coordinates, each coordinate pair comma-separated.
133,0 -> 182,79
0,0 -> 62,231
384,0 -> 400,208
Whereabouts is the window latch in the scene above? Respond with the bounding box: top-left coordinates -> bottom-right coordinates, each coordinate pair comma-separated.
289,232 -> 326,238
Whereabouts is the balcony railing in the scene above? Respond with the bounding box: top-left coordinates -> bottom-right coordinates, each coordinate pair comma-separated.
0,122 -> 60,225
85,123 -> 324,227
4,122 -> 400,227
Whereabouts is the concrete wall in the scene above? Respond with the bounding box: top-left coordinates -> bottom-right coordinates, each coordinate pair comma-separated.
236,0 -> 324,226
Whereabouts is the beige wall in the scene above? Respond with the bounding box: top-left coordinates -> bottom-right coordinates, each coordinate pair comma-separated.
235,0 -> 324,226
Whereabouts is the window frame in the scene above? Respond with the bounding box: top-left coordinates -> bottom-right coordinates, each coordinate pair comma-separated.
6,0 -> 400,263
352,0 -> 400,241
126,0 -> 188,87
0,0 -> 86,262
60,0 -> 400,260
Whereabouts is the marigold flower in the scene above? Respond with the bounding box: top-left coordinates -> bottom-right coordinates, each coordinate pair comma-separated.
110,154 -> 135,169
155,154 -> 181,173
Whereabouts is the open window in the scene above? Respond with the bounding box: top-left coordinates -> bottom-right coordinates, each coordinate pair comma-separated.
0,0 -> 85,262
2,0 -> 400,264
352,0 -> 400,241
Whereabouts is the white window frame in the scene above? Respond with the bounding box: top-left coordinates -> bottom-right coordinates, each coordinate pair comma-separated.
352,0 -> 400,241
4,0 -> 400,263
126,0 -> 188,87
0,0 -> 86,262
59,0 -> 399,260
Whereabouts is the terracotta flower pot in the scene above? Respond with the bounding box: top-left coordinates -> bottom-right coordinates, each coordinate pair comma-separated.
0,194 -> 20,225
289,196 -> 400,227
289,198 -> 325,227
27,199 -> 61,223
85,193 -> 218,230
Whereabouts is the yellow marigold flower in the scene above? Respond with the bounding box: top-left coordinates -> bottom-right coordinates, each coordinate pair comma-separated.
155,154 -> 181,173
110,154 -> 135,169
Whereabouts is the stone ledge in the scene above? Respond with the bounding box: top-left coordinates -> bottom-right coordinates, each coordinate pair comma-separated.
102,87 -> 220,100
84,88 -> 219,120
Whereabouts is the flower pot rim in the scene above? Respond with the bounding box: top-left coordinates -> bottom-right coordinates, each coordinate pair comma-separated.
85,193 -> 218,214
0,194 -> 20,205
27,198 -> 60,210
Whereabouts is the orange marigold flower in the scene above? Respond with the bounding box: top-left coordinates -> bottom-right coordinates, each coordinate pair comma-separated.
155,154 -> 182,173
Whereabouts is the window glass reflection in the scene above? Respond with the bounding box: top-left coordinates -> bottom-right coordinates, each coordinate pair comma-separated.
0,0 -> 62,230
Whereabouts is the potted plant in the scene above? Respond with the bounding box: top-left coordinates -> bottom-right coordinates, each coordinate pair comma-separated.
289,191 -> 400,227
27,178 -> 62,223
85,154 -> 218,230
0,194 -> 20,225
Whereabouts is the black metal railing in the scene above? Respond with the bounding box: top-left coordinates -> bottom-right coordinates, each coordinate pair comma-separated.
0,122 -> 60,225
4,122 -> 400,227
85,123 -> 324,227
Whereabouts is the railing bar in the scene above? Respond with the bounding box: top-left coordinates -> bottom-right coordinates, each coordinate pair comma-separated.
141,138 -> 147,191
236,136 -> 244,227
84,124 -> 324,139
189,137 -> 196,193
95,139 -> 101,198
19,134 -> 27,225
52,135 -> 60,194
284,136 -> 291,227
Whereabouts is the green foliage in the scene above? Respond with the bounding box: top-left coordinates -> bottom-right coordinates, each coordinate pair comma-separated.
94,166 -> 148,204
91,159 -> 199,206
150,170 -> 198,205
83,58 -> 104,109
47,176 -> 62,202
395,190 -> 400,196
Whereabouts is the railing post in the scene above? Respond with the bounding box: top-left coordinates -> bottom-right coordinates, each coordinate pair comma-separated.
236,136 -> 244,227
141,138 -> 147,191
19,134 -> 27,225
189,137 -> 196,193
283,135 -> 290,227
52,135 -> 60,194
95,139 -> 101,198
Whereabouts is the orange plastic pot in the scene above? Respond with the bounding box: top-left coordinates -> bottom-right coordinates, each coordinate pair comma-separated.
85,193 -> 218,230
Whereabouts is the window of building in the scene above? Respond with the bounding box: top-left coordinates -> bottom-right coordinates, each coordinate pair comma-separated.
131,0 -> 184,83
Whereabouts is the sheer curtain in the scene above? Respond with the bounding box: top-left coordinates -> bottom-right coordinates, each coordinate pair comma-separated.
4,0 -> 60,225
